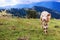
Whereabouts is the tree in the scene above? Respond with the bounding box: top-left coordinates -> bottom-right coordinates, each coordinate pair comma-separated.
26,10 -> 37,18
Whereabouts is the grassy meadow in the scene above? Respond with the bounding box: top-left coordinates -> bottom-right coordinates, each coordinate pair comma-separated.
0,17 -> 60,40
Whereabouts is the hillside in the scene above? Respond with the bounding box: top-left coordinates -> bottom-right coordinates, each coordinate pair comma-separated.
0,17 -> 60,40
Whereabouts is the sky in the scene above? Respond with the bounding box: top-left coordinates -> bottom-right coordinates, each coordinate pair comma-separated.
0,0 -> 60,7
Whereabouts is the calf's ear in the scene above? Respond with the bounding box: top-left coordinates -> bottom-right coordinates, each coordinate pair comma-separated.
47,14 -> 51,22
47,14 -> 51,16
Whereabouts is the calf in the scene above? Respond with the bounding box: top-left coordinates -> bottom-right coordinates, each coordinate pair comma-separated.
40,11 -> 51,34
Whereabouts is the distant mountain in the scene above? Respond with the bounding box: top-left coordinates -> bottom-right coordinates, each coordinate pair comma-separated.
0,1 -> 60,19
0,1 -> 60,12
9,1 -> 60,12
32,1 -> 60,12
0,6 -> 60,19
33,6 -> 60,19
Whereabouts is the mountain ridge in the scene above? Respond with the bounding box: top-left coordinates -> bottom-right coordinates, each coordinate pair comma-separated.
0,1 -> 60,12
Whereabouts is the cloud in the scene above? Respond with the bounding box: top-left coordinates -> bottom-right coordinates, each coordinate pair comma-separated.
0,0 -> 19,7
0,0 -> 59,7
18,0 -> 54,4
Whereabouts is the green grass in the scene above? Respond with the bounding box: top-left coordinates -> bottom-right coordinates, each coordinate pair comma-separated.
0,17 -> 60,40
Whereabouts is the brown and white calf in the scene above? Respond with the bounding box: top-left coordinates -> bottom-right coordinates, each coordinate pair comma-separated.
40,11 -> 51,34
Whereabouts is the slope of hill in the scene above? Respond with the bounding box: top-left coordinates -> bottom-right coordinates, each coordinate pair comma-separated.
0,18 -> 60,40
